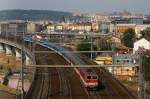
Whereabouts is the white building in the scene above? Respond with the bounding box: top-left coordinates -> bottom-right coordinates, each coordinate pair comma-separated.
133,37 -> 150,53
98,21 -> 114,33
47,24 -> 55,32
135,25 -> 150,38
27,22 -> 42,33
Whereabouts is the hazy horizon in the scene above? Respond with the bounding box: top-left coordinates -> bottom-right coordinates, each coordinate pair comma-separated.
0,0 -> 149,14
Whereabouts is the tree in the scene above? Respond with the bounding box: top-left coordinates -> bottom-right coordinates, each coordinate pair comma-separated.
76,40 -> 91,51
123,28 -> 136,48
143,51 -> 150,80
143,51 -> 150,95
94,38 -> 111,50
76,40 -> 97,56
141,27 -> 150,37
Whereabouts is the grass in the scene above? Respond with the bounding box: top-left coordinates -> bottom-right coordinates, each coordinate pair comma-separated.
144,66 -> 150,80
121,80 -> 138,94
0,58 -> 9,65
0,63 -> 11,72
0,64 -> 9,70
122,80 -> 138,86
0,84 -> 17,94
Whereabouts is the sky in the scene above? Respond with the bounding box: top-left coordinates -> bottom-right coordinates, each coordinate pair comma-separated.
0,0 -> 150,14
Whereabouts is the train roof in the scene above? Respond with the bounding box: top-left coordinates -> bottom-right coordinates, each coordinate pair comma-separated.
79,68 -> 97,76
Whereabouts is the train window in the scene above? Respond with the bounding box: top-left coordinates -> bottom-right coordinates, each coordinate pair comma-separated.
87,76 -> 91,79
92,76 -> 97,79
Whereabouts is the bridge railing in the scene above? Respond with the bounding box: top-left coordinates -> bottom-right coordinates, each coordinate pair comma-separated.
0,33 -> 36,99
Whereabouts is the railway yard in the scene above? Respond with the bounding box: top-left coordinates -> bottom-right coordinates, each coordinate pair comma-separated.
24,44 -> 136,99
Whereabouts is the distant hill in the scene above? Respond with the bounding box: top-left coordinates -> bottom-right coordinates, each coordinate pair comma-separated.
0,9 -> 72,21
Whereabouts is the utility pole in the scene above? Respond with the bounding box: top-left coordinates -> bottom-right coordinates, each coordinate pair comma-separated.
32,40 -> 36,80
6,24 -> 8,41
21,28 -> 25,99
112,43 -> 115,65
138,53 -> 144,99
90,33 -> 93,61
21,45 -> 24,99
111,43 -> 115,76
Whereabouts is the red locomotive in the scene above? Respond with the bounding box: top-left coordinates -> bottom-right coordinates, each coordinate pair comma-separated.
74,67 -> 99,90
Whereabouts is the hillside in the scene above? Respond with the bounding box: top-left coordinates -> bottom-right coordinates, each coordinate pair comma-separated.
0,9 -> 72,21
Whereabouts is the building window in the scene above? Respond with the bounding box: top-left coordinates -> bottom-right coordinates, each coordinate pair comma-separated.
132,67 -> 135,71
117,60 -> 120,63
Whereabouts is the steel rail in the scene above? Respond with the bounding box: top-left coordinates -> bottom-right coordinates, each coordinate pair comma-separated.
68,68 -> 92,99
47,68 -> 51,99
57,68 -> 72,99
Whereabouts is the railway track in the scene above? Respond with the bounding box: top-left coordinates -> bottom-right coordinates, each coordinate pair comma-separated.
25,45 -> 90,99
62,68 -> 90,99
78,55 -> 136,99
99,68 -> 135,99
25,43 -> 136,99
57,68 -> 72,99
48,68 -> 60,99
27,67 -> 50,99
88,91 -> 102,99
1,33 -> 137,99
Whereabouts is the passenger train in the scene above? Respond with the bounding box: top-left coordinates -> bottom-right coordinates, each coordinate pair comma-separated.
30,35 -> 99,90
74,67 -> 99,90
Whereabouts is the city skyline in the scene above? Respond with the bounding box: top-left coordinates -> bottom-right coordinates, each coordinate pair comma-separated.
0,0 -> 150,14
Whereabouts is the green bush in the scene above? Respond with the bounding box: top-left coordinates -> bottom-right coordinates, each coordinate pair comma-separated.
145,88 -> 150,95
123,28 -> 136,48
122,80 -> 137,86
143,51 -> 150,79
3,77 -> 8,86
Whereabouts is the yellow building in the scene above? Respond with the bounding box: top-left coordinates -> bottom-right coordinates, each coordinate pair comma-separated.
55,24 -> 63,31
47,24 -> 55,32
69,22 -> 92,32
114,66 -> 137,80
95,56 -> 112,65
115,24 -> 136,33
95,55 -> 137,80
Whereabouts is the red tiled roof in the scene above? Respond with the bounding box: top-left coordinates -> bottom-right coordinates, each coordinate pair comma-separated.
144,36 -> 150,42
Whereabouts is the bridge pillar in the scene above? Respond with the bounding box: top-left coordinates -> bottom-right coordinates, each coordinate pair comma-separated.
15,49 -> 21,60
0,43 -> 4,53
25,55 -> 31,65
5,45 -> 12,56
